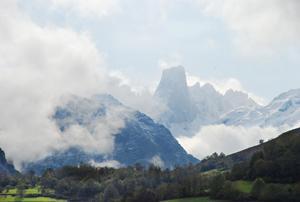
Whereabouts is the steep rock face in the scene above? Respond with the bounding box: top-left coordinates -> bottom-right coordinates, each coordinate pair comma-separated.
24,94 -> 198,174
224,89 -> 257,110
220,89 -> 300,127
154,66 -> 259,136
154,66 -> 197,125
190,83 -> 227,123
0,148 -> 17,175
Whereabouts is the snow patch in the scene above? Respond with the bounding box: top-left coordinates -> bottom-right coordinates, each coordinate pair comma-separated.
150,155 -> 165,168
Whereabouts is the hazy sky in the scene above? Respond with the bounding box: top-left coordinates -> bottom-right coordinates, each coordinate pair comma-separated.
1,0 -> 300,164
18,0 -> 300,103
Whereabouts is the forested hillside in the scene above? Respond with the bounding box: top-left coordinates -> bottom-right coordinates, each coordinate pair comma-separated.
1,128 -> 299,201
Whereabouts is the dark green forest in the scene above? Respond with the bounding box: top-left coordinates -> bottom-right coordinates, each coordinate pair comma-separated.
0,128 -> 299,202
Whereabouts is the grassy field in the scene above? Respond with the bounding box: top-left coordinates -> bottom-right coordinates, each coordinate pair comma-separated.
0,196 -> 65,202
1,186 -> 54,196
0,186 -> 64,202
162,196 -> 227,202
200,169 -> 226,177
232,180 -> 253,193
2,187 -> 40,195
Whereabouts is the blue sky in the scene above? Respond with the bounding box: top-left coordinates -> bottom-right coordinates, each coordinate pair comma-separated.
18,0 -> 300,102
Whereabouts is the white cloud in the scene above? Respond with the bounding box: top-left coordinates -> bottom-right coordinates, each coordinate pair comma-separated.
0,0 -> 169,169
177,124 -> 280,159
46,0 -> 121,19
177,123 -> 300,160
89,160 -> 123,168
0,0 -> 127,168
196,0 -> 300,55
107,71 -> 168,120
158,53 -> 183,70
59,104 -> 130,155
149,155 -> 165,168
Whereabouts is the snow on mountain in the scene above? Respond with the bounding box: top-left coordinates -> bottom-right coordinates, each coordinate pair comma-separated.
224,89 -> 258,109
220,89 -> 300,127
190,82 -> 227,123
154,66 -> 260,136
24,94 -> 198,174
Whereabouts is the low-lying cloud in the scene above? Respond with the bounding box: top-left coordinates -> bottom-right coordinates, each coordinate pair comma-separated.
0,1 -> 166,169
0,0 -> 129,168
89,160 -> 123,168
177,124 -> 295,160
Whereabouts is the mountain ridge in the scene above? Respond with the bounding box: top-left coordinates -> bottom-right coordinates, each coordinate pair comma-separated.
197,127 -> 300,172
154,66 -> 260,136
220,88 -> 300,127
24,94 -> 199,174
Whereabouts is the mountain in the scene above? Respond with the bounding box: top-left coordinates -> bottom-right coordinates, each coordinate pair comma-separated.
0,148 -> 17,175
154,66 -> 198,125
24,94 -> 198,174
189,83 -> 226,123
154,66 -> 259,136
220,89 -> 300,127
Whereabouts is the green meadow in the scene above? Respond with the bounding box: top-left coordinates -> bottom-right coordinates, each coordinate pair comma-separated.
162,196 -> 227,202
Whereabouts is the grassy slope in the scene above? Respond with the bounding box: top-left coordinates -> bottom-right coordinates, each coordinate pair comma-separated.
0,196 -> 65,202
197,128 -> 300,172
2,187 -> 40,195
232,181 -> 252,193
2,186 -> 54,195
0,186 -> 63,202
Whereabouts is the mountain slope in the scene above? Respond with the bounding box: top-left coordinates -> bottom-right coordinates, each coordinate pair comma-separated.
0,148 -> 17,175
197,127 -> 300,172
24,94 -> 198,174
220,89 -> 300,127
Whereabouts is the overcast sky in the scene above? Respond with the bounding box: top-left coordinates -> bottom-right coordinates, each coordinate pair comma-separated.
1,0 -> 300,165
18,0 -> 300,102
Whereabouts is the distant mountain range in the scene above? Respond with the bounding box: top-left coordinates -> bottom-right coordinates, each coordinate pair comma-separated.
220,89 -> 300,127
154,66 -> 258,136
12,66 -> 300,174
24,94 -> 198,174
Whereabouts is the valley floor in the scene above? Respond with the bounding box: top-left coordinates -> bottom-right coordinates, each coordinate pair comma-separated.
0,196 -> 65,202
162,196 -> 228,202
0,186 -> 65,202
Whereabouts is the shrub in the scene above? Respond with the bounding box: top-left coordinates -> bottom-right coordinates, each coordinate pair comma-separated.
259,184 -> 290,201
209,174 -> 225,198
251,178 -> 265,199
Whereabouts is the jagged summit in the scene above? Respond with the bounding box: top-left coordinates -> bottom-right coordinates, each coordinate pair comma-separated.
154,66 -> 260,136
224,89 -> 258,109
155,66 -> 189,99
154,66 -> 197,124
160,66 -> 186,83
201,83 -> 217,92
